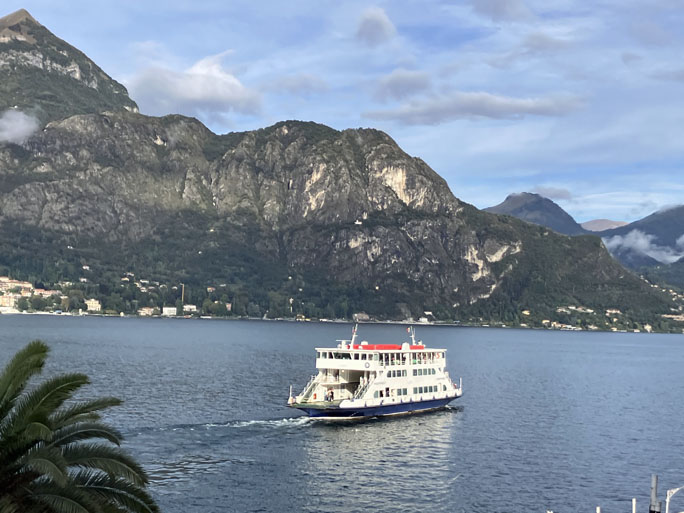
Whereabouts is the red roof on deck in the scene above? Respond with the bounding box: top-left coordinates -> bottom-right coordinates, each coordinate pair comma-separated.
351,344 -> 425,350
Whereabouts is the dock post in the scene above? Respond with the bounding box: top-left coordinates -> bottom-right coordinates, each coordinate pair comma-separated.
651,474 -> 663,513
633,498 -> 637,513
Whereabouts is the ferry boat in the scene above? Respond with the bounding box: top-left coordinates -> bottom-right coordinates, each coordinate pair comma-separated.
287,326 -> 462,419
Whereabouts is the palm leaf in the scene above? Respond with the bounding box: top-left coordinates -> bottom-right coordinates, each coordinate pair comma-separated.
50,422 -> 123,448
20,444 -> 69,487
2,373 -> 90,438
31,481 -> 103,513
50,398 -> 123,429
0,340 -> 49,422
62,443 -> 148,486
0,343 -> 158,513
72,471 -> 159,513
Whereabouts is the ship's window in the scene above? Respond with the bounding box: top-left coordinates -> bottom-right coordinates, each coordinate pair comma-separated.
374,391 -> 379,398
419,369 -> 423,376
322,352 -> 327,359
413,387 -> 418,394
373,354 -> 379,361
412,369 -> 417,376
354,353 -> 359,360
419,387 -> 423,394
361,354 -> 367,360
443,385 -> 447,391
432,369 -> 435,375
403,388 -> 407,395
402,370 -> 407,377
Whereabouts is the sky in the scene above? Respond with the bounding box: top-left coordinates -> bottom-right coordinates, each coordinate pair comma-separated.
5,0 -> 684,222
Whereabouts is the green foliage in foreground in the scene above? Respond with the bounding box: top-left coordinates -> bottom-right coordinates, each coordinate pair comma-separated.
0,341 -> 159,513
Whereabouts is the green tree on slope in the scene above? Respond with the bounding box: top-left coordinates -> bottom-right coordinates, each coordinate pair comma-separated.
0,341 -> 159,513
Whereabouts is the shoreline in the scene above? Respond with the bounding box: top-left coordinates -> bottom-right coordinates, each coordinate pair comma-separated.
1,310 -> 682,335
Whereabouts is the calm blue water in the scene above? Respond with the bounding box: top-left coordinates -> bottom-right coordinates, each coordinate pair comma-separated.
1,315 -> 683,512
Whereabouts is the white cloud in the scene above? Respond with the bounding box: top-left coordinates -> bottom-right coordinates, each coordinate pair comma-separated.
373,69 -> 431,102
262,73 -> 328,96
356,7 -> 397,47
603,229 -> 684,264
677,234 -> 684,249
127,51 -> 261,122
471,0 -> 535,22
0,110 -> 39,144
531,186 -> 572,200
364,91 -> 583,125
489,31 -> 570,68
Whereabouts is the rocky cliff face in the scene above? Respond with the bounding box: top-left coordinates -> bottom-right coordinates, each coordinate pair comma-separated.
0,111 -> 669,319
0,9 -> 138,124
0,9 -> 674,321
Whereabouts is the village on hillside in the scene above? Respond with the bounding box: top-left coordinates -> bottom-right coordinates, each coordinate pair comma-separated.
1,271 -> 682,333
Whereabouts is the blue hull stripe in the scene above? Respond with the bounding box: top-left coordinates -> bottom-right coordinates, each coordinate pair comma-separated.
297,397 -> 458,418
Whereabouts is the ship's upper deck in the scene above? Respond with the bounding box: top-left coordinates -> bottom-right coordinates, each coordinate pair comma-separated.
314,338 -> 447,371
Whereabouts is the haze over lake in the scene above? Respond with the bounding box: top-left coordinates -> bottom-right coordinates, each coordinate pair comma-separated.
1,315 -> 683,512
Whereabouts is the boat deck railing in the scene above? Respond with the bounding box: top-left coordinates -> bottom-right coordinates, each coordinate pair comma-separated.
353,377 -> 375,399
299,375 -> 317,402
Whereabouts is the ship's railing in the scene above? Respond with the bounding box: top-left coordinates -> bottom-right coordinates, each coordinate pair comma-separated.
353,377 -> 375,399
299,375 -> 317,402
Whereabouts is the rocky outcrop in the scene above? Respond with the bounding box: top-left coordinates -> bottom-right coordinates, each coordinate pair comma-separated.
1,112 -> 669,319
0,9 -> 672,321
0,9 -> 138,124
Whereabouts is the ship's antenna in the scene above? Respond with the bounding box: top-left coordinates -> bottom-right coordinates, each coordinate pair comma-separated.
409,325 -> 416,345
351,323 -> 358,346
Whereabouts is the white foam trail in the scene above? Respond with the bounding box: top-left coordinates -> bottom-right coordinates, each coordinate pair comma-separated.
228,417 -> 312,429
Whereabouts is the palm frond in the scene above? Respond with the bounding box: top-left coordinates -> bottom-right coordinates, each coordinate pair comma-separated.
50,398 -> 123,429
72,471 -> 159,513
0,340 -> 49,421
50,421 -> 123,448
22,419 -> 54,443
62,443 -> 148,487
30,482 -> 103,513
20,444 -> 69,487
2,373 -> 90,438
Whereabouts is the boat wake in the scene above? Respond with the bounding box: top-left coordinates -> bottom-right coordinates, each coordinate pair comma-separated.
130,415 -> 312,436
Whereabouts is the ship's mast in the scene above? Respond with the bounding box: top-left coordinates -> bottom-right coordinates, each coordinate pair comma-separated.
351,323 -> 358,346
409,325 -> 416,345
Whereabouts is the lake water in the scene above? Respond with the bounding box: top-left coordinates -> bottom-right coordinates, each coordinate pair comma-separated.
1,315 -> 683,512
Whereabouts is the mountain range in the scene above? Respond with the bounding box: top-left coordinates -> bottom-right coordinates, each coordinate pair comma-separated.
0,9 -> 680,328
485,193 -> 684,287
484,193 -> 588,236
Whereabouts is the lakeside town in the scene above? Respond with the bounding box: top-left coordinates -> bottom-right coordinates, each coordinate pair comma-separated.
2,272 -> 682,333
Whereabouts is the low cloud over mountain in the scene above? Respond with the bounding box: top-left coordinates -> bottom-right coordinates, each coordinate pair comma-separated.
603,230 -> 684,264
0,110 -> 39,144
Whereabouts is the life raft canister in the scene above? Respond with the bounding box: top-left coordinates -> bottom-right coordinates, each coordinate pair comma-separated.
313,393 -> 317,400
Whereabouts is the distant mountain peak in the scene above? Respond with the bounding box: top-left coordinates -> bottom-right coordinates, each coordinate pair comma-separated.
0,8 -> 41,43
581,219 -> 627,232
0,8 -> 138,123
484,191 -> 587,236
0,8 -> 39,27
